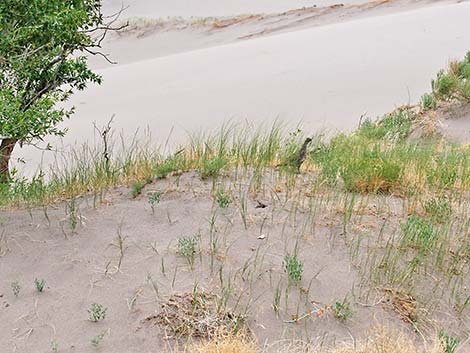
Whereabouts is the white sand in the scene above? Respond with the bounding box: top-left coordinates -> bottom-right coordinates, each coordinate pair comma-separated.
102,0 -> 366,18
12,1 -> 470,175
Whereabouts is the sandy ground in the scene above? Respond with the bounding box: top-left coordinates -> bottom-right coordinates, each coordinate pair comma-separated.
1,172 -> 468,353
11,0 -> 470,177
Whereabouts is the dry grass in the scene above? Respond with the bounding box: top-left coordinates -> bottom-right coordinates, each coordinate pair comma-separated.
146,291 -> 246,339
184,330 -> 258,353
182,326 -> 447,353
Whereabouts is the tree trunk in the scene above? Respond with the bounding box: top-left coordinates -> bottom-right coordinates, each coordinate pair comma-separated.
0,138 -> 18,183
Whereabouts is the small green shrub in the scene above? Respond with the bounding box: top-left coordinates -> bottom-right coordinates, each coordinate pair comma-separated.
283,253 -> 303,284
88,303 -> 107,322
401,215 -> 436,251
215,189 -> 231,208
421,93 -> 437,110
439,330 -> 460,353
333,298 -> 353,322
34,278 -> 46,292
147,191 -> 162,214
11,281 -> 20,297
177,235 -> 199,268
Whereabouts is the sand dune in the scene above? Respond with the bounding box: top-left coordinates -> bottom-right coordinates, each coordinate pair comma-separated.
102,0 -> 367,18
13,1 -> 470,175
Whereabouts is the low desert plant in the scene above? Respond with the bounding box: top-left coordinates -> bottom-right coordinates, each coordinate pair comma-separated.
333,297 -> 353,322
177,235 -> 199,268
283,253 -> 303,284
147,190 -> 162,214
34,278 -> 46,292
11,280 -> 20,297
88,303 -> 107,322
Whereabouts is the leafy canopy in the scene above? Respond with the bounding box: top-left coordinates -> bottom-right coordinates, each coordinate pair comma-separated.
0,0 -> 107,143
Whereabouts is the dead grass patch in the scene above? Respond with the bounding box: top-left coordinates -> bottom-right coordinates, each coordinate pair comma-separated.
146,291 -> 247,339
182,326 -> 445,353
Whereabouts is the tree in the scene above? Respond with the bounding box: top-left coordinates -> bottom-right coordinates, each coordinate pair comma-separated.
0,0 -> 124,182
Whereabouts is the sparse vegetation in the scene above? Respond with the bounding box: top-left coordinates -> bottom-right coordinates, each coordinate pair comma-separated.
423,197 -> 452,222
91,329 -> 110,347
131,180 -> 146,198
177,235 -> 199,268
438,330 -> 460,353
88,303 -> 107,322
333,297 -> 353,322
401,215 -> 436,251
283,253 -> 303,284
147,190 -> 162,214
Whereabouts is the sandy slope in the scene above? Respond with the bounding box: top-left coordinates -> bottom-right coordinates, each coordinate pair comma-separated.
102,0 -> 367,18
12,1 -> 470,176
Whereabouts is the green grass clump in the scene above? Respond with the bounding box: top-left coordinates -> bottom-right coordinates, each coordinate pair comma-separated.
215,189 -> 231,208
130,180 -> 147,198
154,154 -> 184,179
420,93 -> 437,111
432,71 -> 460,100
401,215 -> 436,251
199,156 -> 226,179
341,148 -> 401,194
431,52 -> 470,102
283,253 -> 303,284
311,111 -> 469,195
439,330 -> 460,353
88,303 -> 107,322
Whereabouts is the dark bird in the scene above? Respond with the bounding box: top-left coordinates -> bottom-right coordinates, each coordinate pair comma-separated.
255,200 -> 267,209
292,137 -> 312,172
